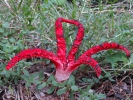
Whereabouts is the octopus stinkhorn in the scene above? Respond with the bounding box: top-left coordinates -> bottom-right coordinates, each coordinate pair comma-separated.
6,18 -> 130,82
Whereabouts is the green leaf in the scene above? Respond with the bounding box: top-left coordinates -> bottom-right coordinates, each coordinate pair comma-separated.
25,82 -> 31,88
47,86 -> 55,94
25,10 -> 31,17
37,82 -> 47,90
34,80 -> 41,85
70,91 -> 74,100
96,94 -> 106,99
92,77 -> 99,83
23,69 -> 29,76
2,22 -> 10,28
44,0 -> 48,3
57,87 -> 67,95
21,75 -> 29,81
27,25 -> 36,31
72,7 -> 76,18
59,80 -> 68,87
68,75 -> 75,86
87,78 -> 93,83
12,46 -> 19,51
105,52 -> 125,69
122,56 -> 128,64
1,70 -> 10,77
0,80 -> 3,85
10,0 -> 17,12
71,85 -> 79,91
86,83 -> 93,92
9,38 -> 16,43
56,0 -> 66,5
84,96 -> 90,100
39,71 -> 45,81
52,81 -> 59,86
129,54 -> 133,63
47,75 -> 55,82
18,0 -> 23,10
0,28 -> 4,32
0,50 -> 5,54
30,72 -> 39,79
109,77 -> 115,82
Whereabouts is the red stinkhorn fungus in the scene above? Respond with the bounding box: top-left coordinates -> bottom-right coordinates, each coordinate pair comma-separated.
6,18 -> 130,82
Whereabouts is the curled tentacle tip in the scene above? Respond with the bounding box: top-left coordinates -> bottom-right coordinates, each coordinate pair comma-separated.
125,49 -> 130,58
126,54 -> 131,58
97,73 -> 101,77
128,50 -> 131,57
96,71 -> 101,77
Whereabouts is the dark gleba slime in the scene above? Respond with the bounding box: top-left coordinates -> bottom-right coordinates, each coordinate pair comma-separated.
6,18 -> 130,82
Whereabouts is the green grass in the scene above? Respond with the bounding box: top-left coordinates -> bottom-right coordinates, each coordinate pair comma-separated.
0,0 -> 133,99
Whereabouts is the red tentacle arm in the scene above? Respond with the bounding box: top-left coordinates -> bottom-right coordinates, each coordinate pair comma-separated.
65,56 -> 101,78
80,42 -> 130,58
55,18 -> 67,64
55,18 -> 84,64
6,48 -> 62,70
